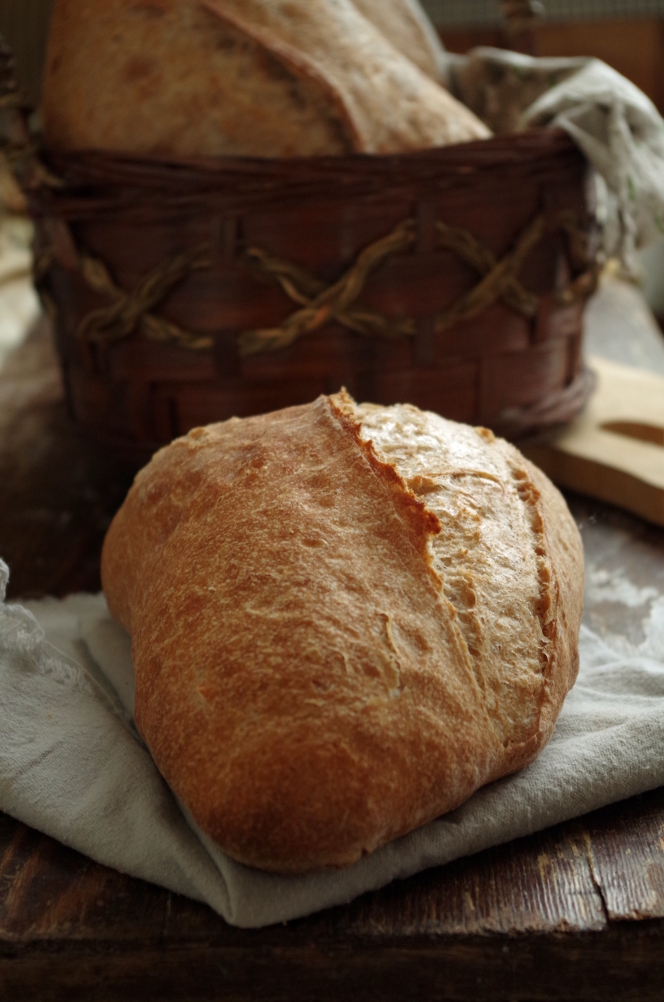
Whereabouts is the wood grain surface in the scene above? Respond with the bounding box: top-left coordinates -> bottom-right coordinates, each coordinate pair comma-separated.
1,798 -> 664,1000
1,307 -> 664,1000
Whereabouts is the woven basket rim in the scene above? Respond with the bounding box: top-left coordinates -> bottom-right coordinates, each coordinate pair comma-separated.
41,127 -> 573,188
30,128 -> 585,224
32,122 -> 595,452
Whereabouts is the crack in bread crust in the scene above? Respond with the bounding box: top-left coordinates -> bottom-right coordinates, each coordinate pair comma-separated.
507,462 -> 555,733
352,399 -> 557,754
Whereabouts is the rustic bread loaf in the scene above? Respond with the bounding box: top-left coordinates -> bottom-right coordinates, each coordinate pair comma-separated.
42,0 -> 489,158
101,392 -> 584,874
350,0 -> 447,82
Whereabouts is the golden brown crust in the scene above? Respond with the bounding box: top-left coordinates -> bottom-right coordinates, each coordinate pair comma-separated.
350,403 -> 584,782
523,456 -> 584,749
102,393 -> 583,873
43,0 -> 490,159
43,0 -> 357,158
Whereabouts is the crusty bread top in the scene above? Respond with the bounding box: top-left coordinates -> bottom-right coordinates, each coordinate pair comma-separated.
101,393 -> 583,873
42,0 -> 490,158
353,399 -> 584,773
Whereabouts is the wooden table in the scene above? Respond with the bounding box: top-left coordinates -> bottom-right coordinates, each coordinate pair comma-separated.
1,291 -> 664,1001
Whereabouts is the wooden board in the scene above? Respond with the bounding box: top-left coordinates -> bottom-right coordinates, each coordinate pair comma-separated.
526,356 -> 664,528
1,792 -> 664,1001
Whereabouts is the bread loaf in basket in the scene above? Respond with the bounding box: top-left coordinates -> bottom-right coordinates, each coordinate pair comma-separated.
42,0 -> 490,159
14,0 -> 596,458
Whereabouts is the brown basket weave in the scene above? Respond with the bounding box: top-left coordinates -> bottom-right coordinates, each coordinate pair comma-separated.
1,40 -> 598,462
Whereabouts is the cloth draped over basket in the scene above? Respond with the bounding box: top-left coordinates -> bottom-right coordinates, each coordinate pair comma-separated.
448,48 -> 664,275
3,45 -> 664,456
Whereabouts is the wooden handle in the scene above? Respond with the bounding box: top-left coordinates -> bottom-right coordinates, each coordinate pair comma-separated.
524,358 -> 664,528
501,0 -> 545,31
500,0 -> 544,54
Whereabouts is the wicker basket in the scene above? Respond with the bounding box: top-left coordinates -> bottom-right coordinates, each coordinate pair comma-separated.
1,27 -> 599,463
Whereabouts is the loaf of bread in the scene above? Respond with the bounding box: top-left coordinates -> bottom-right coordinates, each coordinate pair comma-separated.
101,392 -> 584,873
42,0 -> 489,158
350,0 -> 447,82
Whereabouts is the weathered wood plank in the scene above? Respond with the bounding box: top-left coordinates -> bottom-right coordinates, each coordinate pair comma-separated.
0,808 -> 605,945
2,925 -> 664,1002
332,822 -> 605,937
0,794 -> 656,996
585,788 -> 664,921
0,816 -> 167,944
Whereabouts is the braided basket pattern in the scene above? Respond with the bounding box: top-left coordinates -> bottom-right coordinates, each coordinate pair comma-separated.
0,33 -> 598,460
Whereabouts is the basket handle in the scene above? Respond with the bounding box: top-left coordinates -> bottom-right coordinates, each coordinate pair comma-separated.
500,0 -> 545,53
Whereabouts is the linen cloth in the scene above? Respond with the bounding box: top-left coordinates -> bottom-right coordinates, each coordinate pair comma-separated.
1,558 -> 664,929
446,49 -> 664,273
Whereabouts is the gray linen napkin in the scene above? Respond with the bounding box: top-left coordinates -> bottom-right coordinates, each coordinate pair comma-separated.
1,557 -> 664,928
447,50 -> 664,273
